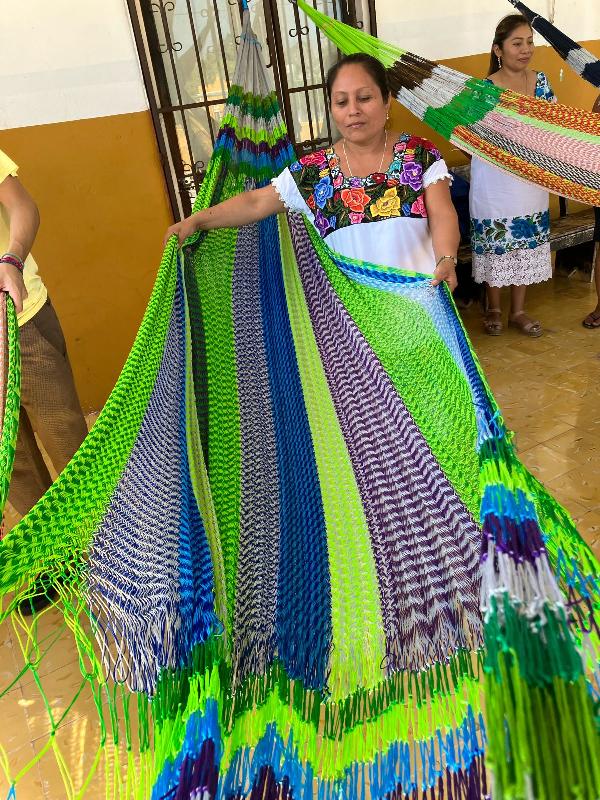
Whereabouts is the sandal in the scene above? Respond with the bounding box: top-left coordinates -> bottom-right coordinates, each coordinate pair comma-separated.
508,311 -> 542,338
582,308 -> 600,329
484,308 -> 503,335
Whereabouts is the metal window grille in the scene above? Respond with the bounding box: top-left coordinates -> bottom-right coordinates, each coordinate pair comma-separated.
126,0 -> 377,217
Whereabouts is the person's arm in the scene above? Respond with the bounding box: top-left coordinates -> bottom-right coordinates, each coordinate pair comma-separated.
593,94 -> 600,115
0,175 -> 39,313
425,179 -> 459,292
164,184 -> 286,246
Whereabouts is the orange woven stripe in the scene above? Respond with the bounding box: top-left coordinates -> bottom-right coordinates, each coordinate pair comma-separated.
455,126 -> 600,206
497,91 -> 600,136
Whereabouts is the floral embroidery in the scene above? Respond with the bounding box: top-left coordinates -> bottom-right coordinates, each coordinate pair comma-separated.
371,188 -> 401,218
340,186 -> 370,212
299,151 -> 328,167
288,133 -> 441,238
470,210 -> 550,255
313,176 -> 334,209
400,161 -> 423,191
410,195 -> 427,217
314,209 -> 336,236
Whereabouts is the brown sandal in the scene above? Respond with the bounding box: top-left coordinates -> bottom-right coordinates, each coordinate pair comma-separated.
582,308 -> 600,329
484,308 -> 503,335
508,311 -> 542,338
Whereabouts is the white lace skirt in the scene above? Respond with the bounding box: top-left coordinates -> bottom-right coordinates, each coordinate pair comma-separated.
472,243 -> 552,287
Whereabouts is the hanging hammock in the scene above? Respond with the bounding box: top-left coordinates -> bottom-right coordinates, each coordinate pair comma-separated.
509,0 -> 600,89
296,0 -> 600,207
0,8 -> 599,800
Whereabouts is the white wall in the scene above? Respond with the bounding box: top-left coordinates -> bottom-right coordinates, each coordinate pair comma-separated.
0,0 -> 148,129
374,0 -> 600,60
2,0 -> 598,131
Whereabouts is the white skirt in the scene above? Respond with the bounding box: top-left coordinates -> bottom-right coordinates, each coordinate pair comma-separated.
469,157 -> 551,287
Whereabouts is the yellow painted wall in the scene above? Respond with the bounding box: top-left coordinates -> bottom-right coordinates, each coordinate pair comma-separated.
0,111 -> 173,412
389,39 -> 600,217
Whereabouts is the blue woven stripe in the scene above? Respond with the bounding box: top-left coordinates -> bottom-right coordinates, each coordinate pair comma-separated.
258,214 -> 331,689
152,702 -> 486,800
87,274 -> 188,690
177,271 -> 218,648
176,265 -> 218,652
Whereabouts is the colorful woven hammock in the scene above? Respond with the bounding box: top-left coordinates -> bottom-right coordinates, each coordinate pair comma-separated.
0,293 -> 19,538
296,0 -> 600,207
509,0 -> 600,89
1,9 -> 600,800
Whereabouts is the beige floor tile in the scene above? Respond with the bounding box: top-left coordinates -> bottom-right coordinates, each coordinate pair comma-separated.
22,663 -> 108,743
519,443 -> 581,485
0,687 -> 34,755
0,622 -> 22,692
547,468 -> 600,511
544,428 -> 600,465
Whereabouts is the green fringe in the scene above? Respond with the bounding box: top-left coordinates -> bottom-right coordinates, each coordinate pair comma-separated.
485,594 -> 584,686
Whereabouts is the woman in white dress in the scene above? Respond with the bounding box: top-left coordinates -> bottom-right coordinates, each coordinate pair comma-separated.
470,14 -> 556,337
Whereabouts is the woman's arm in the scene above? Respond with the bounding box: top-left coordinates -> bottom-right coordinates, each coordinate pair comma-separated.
425,179 -> 460,292
164,184 -> 286,246
0,175 -> 39,313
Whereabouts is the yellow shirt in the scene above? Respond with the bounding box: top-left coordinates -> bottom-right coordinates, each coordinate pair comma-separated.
0,149 -> 47,326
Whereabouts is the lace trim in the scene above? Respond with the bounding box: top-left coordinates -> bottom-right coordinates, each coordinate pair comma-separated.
472,244 -> 552,287
270,176 -> 293,211
423,171 -> 453,189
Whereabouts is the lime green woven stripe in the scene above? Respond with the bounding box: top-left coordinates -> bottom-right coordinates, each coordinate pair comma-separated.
0,245 -> 178,596
190,223 -> 240,634
222,685 -> 481,780
218,113 -> 288,149
225,86 -> 283,123
150,649 -> 483,785
485,602 -> 600,800
499,106 -> 600,143
0,298 -> 20,515
423,79 -> 503,139
309,231 -> 480,517
278,219 -> 386,700
297,0 -> 403,66
182,273 -> 228,628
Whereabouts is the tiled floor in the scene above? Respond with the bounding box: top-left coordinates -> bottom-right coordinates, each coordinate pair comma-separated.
0,273 -> 599,799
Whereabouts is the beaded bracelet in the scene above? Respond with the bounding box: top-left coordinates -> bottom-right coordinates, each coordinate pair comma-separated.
0,253 -> 25,273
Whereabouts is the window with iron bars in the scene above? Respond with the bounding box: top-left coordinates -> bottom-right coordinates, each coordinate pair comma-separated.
126,0 -> 377,218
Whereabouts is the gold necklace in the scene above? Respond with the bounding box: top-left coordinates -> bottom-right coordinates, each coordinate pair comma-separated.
342,129 -> 388,178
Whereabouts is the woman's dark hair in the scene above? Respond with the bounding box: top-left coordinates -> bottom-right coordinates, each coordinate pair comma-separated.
488,13 -> 532,76
326,53 -> 390,103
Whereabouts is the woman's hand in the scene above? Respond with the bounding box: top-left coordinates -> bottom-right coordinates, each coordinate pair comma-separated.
163,214 -> 201,247
432,258 -> 458,292
0,263 -> 27,314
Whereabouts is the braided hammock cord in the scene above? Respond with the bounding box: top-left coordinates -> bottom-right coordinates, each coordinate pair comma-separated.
0,9 -> 599,800
296,0 -> 600,206
509,0 -> 600,89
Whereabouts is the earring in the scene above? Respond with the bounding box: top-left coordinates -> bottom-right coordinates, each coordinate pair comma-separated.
497,55 -> 502,69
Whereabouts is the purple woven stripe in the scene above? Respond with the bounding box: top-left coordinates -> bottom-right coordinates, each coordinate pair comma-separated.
289,216 -> 483,670
231,223 -> 280,681
217,127 -> 289,160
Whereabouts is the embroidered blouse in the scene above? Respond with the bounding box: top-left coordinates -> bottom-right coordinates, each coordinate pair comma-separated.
272,133 -> 452,273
